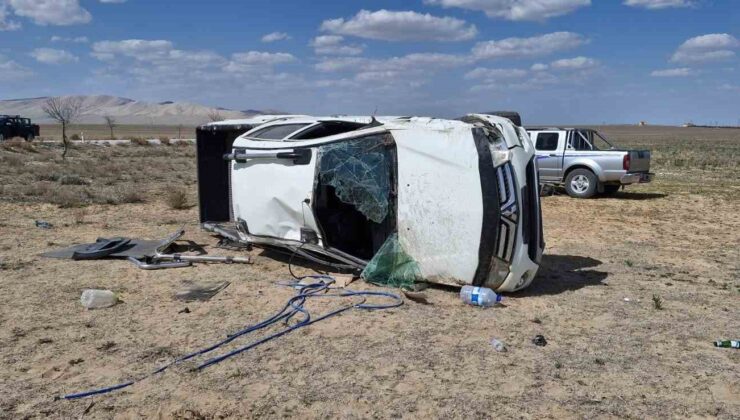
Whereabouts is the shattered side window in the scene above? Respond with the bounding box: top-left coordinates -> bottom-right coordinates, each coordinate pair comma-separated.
317,135 -> 391,224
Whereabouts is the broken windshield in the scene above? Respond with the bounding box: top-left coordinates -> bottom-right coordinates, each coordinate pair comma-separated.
317,135 -> 391,224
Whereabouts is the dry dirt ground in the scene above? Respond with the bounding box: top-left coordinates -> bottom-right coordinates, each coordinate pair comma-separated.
0,126 -> 738,419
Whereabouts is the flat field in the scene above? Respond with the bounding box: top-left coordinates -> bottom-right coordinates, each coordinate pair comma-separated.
0,126 -> 738,418
37,124 -> 197,141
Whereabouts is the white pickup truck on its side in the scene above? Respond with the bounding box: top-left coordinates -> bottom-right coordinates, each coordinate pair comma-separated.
527,127 -> 654,198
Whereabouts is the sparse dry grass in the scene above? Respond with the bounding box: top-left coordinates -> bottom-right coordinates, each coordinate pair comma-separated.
0,141 -> 196,208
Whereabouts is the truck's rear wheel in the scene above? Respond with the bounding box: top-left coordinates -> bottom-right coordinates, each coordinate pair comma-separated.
25,133 -> 34,142
565,169 -> 597,198
0,134 -> 4,141
602,185 -> 621,195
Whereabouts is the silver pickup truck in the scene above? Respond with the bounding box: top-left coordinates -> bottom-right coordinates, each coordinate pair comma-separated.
526,127 -> 654,198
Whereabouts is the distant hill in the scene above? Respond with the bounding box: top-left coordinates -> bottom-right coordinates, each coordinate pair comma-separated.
0,95 -> 285,125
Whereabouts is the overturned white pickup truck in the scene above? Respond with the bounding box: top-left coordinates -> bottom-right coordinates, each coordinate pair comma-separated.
196,114 -> 543,292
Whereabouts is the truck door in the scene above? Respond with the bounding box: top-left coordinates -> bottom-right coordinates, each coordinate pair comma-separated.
532,131 -> 565,181
228,129 -> 397,261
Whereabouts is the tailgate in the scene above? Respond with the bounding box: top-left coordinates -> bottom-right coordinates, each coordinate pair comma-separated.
629,150 -> 651,172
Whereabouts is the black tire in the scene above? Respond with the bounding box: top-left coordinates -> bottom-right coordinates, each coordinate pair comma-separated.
564,169 -> 598,198
25,133 -> 34,142
602,185 -> 621,195
0,133 -> 4,142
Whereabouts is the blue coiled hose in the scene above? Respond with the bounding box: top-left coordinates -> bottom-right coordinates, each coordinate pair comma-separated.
57,276 -> 402,400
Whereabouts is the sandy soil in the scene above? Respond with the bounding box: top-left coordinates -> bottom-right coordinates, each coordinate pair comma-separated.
0,130 -> 738,419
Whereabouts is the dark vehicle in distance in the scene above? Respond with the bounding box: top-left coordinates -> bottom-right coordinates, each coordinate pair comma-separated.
0,115 -> 40,141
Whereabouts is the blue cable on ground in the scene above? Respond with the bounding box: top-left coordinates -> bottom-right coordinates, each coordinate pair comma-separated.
56,275 -> 402,400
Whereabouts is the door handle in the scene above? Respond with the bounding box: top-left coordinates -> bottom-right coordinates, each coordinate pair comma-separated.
549,153 -> 558,157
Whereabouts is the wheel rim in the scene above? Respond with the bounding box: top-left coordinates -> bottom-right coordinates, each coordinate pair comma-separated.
571,174 -> 590,194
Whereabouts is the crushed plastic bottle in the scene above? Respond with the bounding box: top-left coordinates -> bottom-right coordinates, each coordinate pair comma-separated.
714,340 -> 739,349
460,286 -> 502,307
80,289 -> 119,309
491,338 -> 507,352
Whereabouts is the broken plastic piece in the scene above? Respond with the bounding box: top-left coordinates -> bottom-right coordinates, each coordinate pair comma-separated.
318,136 -> 391,223
361,234 -> 421,289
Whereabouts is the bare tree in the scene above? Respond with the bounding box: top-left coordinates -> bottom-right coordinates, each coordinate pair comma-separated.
207,109 -> 224,122
41,97 -> 86,159
103,115 -> 117,139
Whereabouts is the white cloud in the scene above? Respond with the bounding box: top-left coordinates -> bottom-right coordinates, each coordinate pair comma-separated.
227,51 -> 296,71
531,63 -> 548,71
51,35 -> 88,43
472,32 -> 587,60
261,32 -> 290,43
624,0 -> 693,9
9,0 -> 91,26
315,52 -> 469,86
671,33 -> 739,63
0,2 -> 20,30
320,9 -> 477,42
90,39 -> 298,94
309,35 -> 364,56
30,47 -> 79,64
651,67 -> 694,77
465,67 -> 529,80
550,56 -> 598,69
425,0 -> 590,21
316,53 -> 468,73
0,54 -> 31,80
99,0 -> 127,3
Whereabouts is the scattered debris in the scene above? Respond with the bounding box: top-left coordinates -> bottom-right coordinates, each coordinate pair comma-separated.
402,290 -> 430,305
623,297 -> 631,302
80,289 -> 119,310
178,307 -> 191,314
38,337 -> 53,344
533,335 -> 548,347
68,358 -> 84,366
491,338 -> 507,352
35,220 -> 53,229
460,285 -> 502,307
714,340 -> 739,349
41,228 -> 252,269
58,277 -> 403,400
174,280 -> 230,302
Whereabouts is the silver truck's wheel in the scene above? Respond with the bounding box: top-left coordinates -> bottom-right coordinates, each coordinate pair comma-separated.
0,134 -> 4,141
565,169 -> 597,198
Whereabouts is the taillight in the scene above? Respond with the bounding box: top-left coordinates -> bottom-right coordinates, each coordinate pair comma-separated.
623,154 -> 631,171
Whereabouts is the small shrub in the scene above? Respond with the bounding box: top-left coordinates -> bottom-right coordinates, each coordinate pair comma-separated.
36,172 -> 62,182
129,137 -> 149,146
59,174 -> 89,186
159,136 -> 171,145
73,208 -> 87,225
3,155 -> 24,167
652,294 -> 663,310
166,188 -> 190,210
118,186 -> 145,204
624,260 -> 634,267
70,134 -> 81,141
50,188 -> 88,208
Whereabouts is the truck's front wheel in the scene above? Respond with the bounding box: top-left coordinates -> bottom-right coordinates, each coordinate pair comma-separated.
565,169 -> 597,198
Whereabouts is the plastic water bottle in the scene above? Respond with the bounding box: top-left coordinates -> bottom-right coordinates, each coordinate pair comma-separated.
714,340 -> 739,349
460,286 -> 502,307
80,289 -> 119,309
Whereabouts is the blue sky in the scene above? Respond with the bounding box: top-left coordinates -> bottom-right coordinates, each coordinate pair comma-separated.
0,0 -> 738,124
